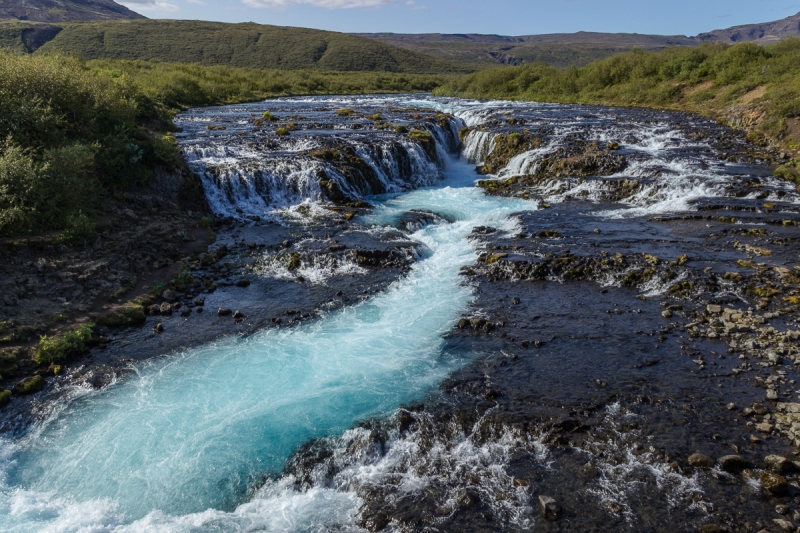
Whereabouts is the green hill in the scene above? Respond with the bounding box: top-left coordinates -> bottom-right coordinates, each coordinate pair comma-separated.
20,20 -> 473,74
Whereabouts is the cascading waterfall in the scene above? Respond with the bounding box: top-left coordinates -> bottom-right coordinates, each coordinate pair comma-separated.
0,94 -> 795,532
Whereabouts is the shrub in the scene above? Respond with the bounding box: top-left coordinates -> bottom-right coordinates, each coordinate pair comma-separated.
33,324 -> 93,366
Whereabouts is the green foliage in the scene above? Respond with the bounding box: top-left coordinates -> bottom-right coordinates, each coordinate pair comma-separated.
96,306 -> 146,327
13,375 -> 43,395
32,20 -> 472,74
33,323 -> 93,365
262,111 -> 279,122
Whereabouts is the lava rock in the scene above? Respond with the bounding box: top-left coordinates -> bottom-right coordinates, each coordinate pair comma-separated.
218,308 -> 232,317
236,278 -> 250,287
162,289 -> 177,301
233,310 -> 244,319
155,323 -> 164,333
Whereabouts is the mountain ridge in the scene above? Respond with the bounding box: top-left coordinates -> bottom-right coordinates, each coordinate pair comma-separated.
0,0 -> 143,23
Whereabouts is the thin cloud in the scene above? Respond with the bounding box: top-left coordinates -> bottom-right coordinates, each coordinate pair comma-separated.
243,0 -> 395,9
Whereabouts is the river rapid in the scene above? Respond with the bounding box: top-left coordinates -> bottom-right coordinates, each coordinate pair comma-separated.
1,95 -> 799,532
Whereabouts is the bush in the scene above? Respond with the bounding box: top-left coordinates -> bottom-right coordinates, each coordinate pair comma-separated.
33,324 -> 93,366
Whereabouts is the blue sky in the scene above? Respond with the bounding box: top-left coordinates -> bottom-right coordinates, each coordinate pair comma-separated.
118,0 -> 800,36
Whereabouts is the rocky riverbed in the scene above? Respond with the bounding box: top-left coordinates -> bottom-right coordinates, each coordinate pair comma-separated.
1,95 -> 800,533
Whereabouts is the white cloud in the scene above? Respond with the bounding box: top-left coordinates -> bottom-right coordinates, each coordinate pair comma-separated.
186,0 -> 205,4
242,0 -> 395,9
118,0 -> 181,12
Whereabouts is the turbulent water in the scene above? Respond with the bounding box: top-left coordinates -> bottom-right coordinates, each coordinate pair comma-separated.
0,95 -> 796,532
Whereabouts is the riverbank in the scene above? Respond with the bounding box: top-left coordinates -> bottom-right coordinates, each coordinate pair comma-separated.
433,40 -> 800,184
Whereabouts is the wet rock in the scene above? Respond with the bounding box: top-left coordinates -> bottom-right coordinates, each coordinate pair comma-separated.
0,389 -> 11,406
772,519 -> 794,532
193,298 -> 205,306
329,244 -> 346,252
218,308 -> 232,317
12,375 -> 43,395
155,323 -> 164,333
765,455 -> 794,474
195,306 -> 203,313
718,455 -> 750,473
159,302 -> 172,315
180,309 -> 191,317
162,289 -> 177,301
756,422 -> 774,433
761,471 -> 789,495
698,525 -> 729,533
707,304 -> 722,314
688,453 -> 715,468
753,403 -> 768,415
457,489 -> 480,509
236,278 -> 250,287
538,495 -> 561,520
661,309 -> 673,318
233,310 -> 244,319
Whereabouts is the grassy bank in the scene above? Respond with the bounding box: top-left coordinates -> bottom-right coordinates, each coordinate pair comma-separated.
434,39 -> 800,180
0,50 -> 451,239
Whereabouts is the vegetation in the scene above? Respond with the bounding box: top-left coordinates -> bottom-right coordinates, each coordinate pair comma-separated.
0,51 -> 178,237
27,20 -> 473,74
0,50 -> 452,238
95,306 -> 146,328
33,323 -> 93,365
435,40 -> 800,160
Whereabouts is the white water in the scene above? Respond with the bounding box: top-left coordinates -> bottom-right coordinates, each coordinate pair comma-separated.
0,154 -> 530,532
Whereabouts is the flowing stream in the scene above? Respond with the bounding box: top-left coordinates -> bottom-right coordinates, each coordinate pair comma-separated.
0,111 -> 529,531
0,95 -> 796,532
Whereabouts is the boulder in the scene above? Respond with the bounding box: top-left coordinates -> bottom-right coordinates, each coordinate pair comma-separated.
761,471 -> 789,495
218,308 -> 232,317
718,455 -> 750,473
765,455 -> 794,474
538,495 -> 561,520
688,453 -> 715,468
162,289 -> 177,301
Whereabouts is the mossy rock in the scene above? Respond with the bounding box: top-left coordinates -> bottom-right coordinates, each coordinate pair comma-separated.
408,129 -> 436,160
485,253 -> 508,264
13,375 -> 43,395
0,389 -> 10,406
262,111 -> 279,122
275,127 -> 291,136
96,306 -> 146,328
480,132 -> 543,175
335,108 -> 355,116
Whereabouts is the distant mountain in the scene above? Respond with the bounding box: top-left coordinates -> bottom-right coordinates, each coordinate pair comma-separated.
0,0 -> 143,22
698,11 -> 800,44
357,11 -> 800,68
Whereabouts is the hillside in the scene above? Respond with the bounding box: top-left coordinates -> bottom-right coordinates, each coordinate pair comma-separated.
699,11 -> 800,44
21,20 -> 473,74
0,0 -> 142,22
355,32 -> 696,67
358,11 -> 800,68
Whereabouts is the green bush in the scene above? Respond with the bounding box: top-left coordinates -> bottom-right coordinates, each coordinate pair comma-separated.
33,324 -> 93,366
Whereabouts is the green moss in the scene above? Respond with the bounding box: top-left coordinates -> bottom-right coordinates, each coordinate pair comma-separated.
485,253 -> 509,264
262,111 -> 279,122
0,389 -> 10,405
33,324 -> 93,366
537,229 -> 558,238
275,127 -> 291,136
336,108 -> 355,116
394,125 -> 408,133
13,375 -> 43,395
96,306 -> 146,328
